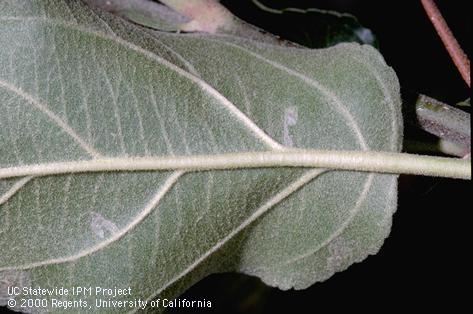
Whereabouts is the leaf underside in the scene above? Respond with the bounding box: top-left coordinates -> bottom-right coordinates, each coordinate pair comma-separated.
0,1 -> 402,312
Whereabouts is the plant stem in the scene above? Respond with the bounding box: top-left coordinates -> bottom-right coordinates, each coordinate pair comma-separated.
0,150 -> 470,180
420,0 -> 470,87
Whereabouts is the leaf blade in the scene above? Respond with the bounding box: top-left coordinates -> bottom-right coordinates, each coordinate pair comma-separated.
0,1 -> 402,312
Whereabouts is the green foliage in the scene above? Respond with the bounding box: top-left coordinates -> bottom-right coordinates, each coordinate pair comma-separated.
229,0 -> 379,48
0,0 -> 401,312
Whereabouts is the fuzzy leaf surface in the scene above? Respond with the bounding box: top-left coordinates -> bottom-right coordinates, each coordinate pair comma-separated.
0,1 -> 401,312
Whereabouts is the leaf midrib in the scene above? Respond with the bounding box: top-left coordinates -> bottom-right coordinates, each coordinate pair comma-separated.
0,11 -> 387,304
0,15 -> 293,273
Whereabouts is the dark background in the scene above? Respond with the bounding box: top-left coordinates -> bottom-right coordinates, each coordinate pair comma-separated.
171,1 -> 471,313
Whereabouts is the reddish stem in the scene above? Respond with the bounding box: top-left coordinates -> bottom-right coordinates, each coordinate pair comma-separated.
420,0 -> 470,87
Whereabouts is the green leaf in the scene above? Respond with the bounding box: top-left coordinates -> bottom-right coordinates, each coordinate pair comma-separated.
0,0 -> 402,312
228,0 -> 379,48
83,0 -> 191,31
87,0 -> 295,46
457,98 -> 470,107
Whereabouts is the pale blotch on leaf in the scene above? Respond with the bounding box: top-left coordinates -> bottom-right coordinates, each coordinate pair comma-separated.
326,238 -> 355,274
90,212 -> 119,239
283,106 -> 298,147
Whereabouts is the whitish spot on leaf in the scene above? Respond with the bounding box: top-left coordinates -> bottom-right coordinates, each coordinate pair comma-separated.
90,212 -> 119,239
283,106 -> 298,147
326,238 -> 355,274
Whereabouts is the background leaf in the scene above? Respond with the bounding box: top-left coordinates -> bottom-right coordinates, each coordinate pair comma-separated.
83,0 -> 191,31
223,0 -> 379,48
0,0 -> 401,312
85,0 -> 292,47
